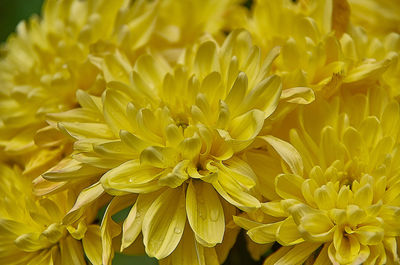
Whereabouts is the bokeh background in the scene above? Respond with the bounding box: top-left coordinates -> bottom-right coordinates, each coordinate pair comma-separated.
0,1 -> 263,264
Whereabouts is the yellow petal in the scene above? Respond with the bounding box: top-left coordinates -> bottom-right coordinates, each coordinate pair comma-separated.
194,41 -> 218,78
344,59 -> 391,84
331,228 -> 362,264
247,222 -> 282,244
119,130 -> 149,153
221,157 -> 257,190
354,226 -> 384,245
58,236 -> 86,265
42,158 -> 104,181
140,146 -> 177,168
82,225 -> 102,265
299,213 -> 334,242
214,171 -> 260,210
158,160 -> 189,188
225,72 -> 248,111
100,160 -> 162,194
264,242 -> 321,265
275,174 -> 304,201
101,195 -> 136,265
239,75 -> 282,118
26,249 -> 52,265
121,193 -> 159,251
244,150 -> 281,200
261,135 -> 304,176
280,86 -> 315,105
142,187 -> 186,259
168,223 -> 207,265
313,244 -> 330,265
178,135 -> 202,161
228,109 -> 265,152
93,140 -> 136,160
276,216 -> 304,246
354,183 -> 373,208
64,182 -> 105,224
59,122 -> 115,140
186,181 -> 225,247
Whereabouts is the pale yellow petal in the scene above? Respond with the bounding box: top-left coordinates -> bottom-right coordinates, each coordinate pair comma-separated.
247,222 -> 282,244
100,160 -> 163,194
142,187 -> 186,259
64,182 -> 104,224
264,242 -> 321,265
186,181 -> 225,247
121,193 -> 159,251
101,195 -> 136,265
260,135 -> 304,175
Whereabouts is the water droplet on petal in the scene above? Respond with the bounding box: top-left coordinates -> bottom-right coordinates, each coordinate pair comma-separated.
174,227 -> 182,234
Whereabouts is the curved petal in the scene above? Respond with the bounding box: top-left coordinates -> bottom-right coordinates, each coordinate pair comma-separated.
260,135 -> 304,176
100,160 -> 163,194
142,187 -> 186,259
121,192 -> 159,251
264,242 -> 321,265
186,181 -> 225,247
59,236 -> 86,265
82,225 -> 102,265
247,221 -> 282,244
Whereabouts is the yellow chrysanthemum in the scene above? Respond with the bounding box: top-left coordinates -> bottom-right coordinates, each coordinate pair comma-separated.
239,0 -> 350,92
237,85 -> 400,264
40,30 -> 315,264
236,0 -> 395,105
0,0 -> 241,178
0,163 -> 102,265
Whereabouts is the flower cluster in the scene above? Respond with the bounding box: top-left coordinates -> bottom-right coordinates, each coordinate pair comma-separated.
1,0 -> 399,264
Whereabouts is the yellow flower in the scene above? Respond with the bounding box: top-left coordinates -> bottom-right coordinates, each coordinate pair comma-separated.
40,30 -> 315,264
0,163 -> 102,265
0,0 -> 126,156
0,0 -> 247,182
339,25 -> 400,98
237,85 -> 400,264
240,0 -> 350,93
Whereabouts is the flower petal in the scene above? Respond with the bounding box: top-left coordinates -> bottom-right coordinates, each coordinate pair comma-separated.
186,181 -> 225,247
142,187 -> 186,259
121,193 -> 159,251
82,225 -> 102,265
261,135 -> 304,175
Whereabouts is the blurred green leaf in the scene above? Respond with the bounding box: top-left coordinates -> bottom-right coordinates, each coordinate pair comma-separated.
113,253 -> 158,265
0,0 -> 44,42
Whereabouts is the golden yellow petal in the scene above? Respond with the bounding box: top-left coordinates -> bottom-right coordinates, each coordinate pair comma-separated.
82,225 -> 102,265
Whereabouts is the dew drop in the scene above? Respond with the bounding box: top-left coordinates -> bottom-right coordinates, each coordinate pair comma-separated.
174,227 -> 182,234
129,178 -> 133,183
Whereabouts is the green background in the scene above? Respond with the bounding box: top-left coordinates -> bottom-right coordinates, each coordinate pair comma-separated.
0,1 -> 263,264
